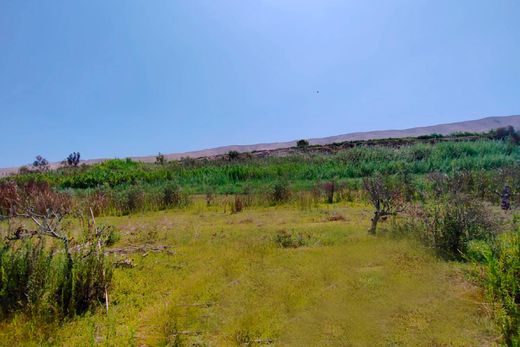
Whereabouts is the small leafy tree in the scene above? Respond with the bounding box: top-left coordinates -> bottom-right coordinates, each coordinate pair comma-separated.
156,152 -> 165,165
296,139 -> 309,149
493,126 -> 516,140
363,175 -> 403,235
32,155 -> 49,171
228,151 -> 239,160
270,181 -> 291,204
66,152 -> 81,166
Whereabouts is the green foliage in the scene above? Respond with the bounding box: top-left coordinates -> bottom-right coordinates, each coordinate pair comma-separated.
274,229 -> 309,248
105,226 -> 121,247
0,226 -> 112,320
228,151 -> 239,160
395,194 -> 500,260
417,133 -> 444,139
465,239 -> 493,264
481,228 -> 520,346
123,186 -> 145,214
162,182 -> 186,208
3,139 -> 519,217
6,140 -> 518,194
296,139 -> 309,148
155,153 -> 165,165
270,181 -> 291,204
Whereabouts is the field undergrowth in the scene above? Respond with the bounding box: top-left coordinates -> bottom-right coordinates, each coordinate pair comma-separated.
0,201 -> 497,346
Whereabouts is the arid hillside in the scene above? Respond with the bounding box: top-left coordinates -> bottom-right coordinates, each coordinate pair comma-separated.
1,114 -> 519,176
133,114 -> 520,161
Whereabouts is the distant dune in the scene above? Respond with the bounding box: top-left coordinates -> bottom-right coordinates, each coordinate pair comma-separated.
1,114 -> 519,176
134,114 -> 520,162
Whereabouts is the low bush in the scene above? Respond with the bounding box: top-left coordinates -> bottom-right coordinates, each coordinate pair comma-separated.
0,209 -> 112,320
394,194 -> 500,260
477,228 -> 519,346
274,230 -> 309,248
121,186 -> 145,214
232,195 -> 243,214
270,181 -> 291,204
162,182 -> 182,208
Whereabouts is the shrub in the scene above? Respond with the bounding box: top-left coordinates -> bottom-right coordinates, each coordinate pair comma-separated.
104,225 -> 121,247
481,228 -> 519,345
426,172 -> 449,198
270,181 -> 291,204
228,151 -> 240,160
162,183 -> 182,208
32,155 -> 49,172
492,126 -> 517,141
84,189 -> 111,217
124,186 -> 145,213
404,195 -> 500,260
66,152 -> 81,167
156,153 -> 166,165
363,174 -> 404,235
274,230 -> 309,248
0,204 -> 112,319
18,166 -> 31,174
0,181 -> 18,215
0,180 -> 71,216
296,139 -> 309,149
417,133 -> 444,139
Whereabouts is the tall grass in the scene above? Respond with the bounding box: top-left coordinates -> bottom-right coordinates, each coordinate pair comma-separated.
479,227 -> 520,345
6,140 -> 518,194
0,231 -> 112,319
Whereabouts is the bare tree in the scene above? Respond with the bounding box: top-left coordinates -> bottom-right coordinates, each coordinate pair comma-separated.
363,175 -> 404,235
0,183 -> 74,279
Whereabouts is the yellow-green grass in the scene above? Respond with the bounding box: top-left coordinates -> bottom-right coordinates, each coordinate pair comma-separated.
0,202 -> 497,346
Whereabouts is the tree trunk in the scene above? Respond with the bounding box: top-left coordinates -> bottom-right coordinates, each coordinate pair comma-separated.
369,212 -> 380,235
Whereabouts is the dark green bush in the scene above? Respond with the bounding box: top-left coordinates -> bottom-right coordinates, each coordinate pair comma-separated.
296,139 -> 309,149
270,181 -> 291,204
228,151 -> 239,160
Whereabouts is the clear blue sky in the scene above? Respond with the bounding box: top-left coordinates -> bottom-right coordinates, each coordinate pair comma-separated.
1,0 -> 519,167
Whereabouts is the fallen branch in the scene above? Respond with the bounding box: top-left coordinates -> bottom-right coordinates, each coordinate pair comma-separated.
105,244 -> 174,255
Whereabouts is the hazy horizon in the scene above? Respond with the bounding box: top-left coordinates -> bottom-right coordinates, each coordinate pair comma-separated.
1,1 -> 520,167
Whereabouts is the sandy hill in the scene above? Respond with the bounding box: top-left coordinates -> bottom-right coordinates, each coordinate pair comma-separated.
1,114 -> 519,175
134,114 -> 520,162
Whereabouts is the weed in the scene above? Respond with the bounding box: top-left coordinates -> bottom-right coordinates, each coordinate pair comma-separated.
274,229 -> 309,248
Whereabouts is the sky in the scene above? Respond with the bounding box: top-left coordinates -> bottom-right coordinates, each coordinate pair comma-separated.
1,0 -> 520,167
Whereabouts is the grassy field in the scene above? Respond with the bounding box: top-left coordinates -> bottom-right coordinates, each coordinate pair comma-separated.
0,200 -> 497,346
